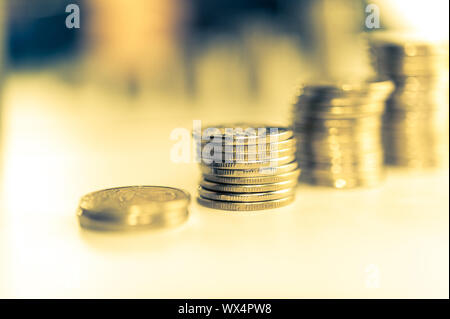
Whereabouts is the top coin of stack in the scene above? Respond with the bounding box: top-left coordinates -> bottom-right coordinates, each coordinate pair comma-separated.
369,32 -> 449,168
194,124 -> 299,211
77,186 -> 190,231
292,79 -> 394,189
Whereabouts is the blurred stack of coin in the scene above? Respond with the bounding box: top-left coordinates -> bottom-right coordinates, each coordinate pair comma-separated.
194,124 -> 299,211
369,33 -> 449,168
292,80 -> 394,188
77,186 -> 190,231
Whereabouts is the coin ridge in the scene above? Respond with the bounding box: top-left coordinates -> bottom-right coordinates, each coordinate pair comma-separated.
78,208 -> 189,231
197,196 -> 295,211
201,155 -> 296,169
198,187 -> 295,202
200,162 -> 298,177
200,179 -> 298,193
203,169 -> 301,184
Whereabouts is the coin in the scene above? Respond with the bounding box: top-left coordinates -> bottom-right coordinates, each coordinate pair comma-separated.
200,179 -> 297,193
368,31 -> 449,57
294,102 -> 386,118
198,138 -> 297,165
77,186 -> 190,231
78,208 -> 189,231
292,78 -> 392,188
295,121 -> 383,130
201,146 -> 296,162
389,74 -> 449,92
202,155 -> 296,169
195,124 -> 293,145
295,136 -> 382,147
296,91 -> 390,107
298,79 -> 394,99
301,173 -> 384,189
198,187 -> 295,202
200,136 -> 296,151
201,161 -> 298,177
370,33 -> 449,168
203,169 -> 301,185
299,152 -> 383,164
197,196 -> 295,211
196,125 -> 299,210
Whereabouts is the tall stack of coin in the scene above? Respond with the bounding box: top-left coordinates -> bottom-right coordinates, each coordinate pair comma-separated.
292,80 -> 394,188
194,124 -> 299,211
369,33 -> 449,168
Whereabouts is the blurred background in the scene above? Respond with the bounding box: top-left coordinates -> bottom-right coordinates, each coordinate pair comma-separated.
0,0 -> 448,298
2,0 -> 448,96
0,0 -> 448,101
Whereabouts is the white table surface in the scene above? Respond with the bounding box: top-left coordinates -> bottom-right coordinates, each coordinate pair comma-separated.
0,72 -> 448,298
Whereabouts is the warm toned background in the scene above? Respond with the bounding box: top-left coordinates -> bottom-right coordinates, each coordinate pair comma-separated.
0,0 -> 449,298
0,72 -> 448,298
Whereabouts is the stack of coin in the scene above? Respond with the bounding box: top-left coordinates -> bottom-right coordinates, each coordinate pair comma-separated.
369,33 -> 449,168
194,124 -> 299,211
77,186 -> 190,231
292,80 -> 394,188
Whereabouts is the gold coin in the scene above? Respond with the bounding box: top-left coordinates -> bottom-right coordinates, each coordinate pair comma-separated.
301,174 -> 383,189
297,150 -> 383,162
78,208 -> 188,231
197,196 -> 295,211
201,155 -> 296,169
203,169 -> 301,185
201,146 -> 296,161
201,162 -> 298,177
297,79 -> 393,99
294,115 -> 382,128
292,79 -> 392,187
390,74 -> 448,92
199,136 -> 296,152
296,139 -> 382,150
198,187 -> 295,202
295,93 -> 389,107
302,168 -> 384,179
294,103 -> 385,117
295,133 -> 382,144
368,32 -> 449,57
200,179 -> 298,193
369,34 -> 449,169
194,124 -> 293,145
77,186 -> 190,231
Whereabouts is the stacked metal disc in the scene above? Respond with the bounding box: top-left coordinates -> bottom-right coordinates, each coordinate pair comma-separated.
292,80 -> 394,188
195,124 -> 299,211
77,186 -> 190,231
369,33 -> 449,168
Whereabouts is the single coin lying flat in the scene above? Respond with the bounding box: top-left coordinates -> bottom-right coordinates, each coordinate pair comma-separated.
77,186 -> 190,231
